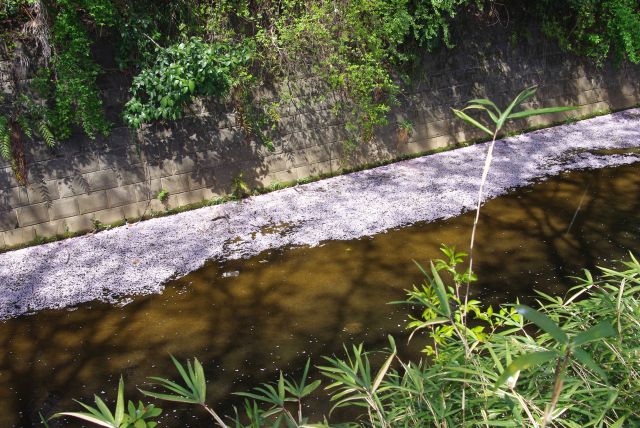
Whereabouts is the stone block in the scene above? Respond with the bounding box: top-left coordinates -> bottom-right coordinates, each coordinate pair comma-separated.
58,176 -> 89,198
133,179 -> 162,202
122,201 -> 149,219
269,169 -> 298,184
0,167 -> 20,190
127,144 -> 143,164
27,181 -> 60,204
173,155 -> 197,174
201,188 -> 222,200
262,154 -> 290,173
35,220 -> 66,238
92,207 -> 125,225
77,191 -> 109,214
97,150 -> 127,171
292,145 -> 332,168
63,215 -> 93,233
0,232 -> 5,250
423,134 -> 457,150
0,186 -> 29,208
187,168 -> 217,190
107,185 -> 137,208
304,160 -> 333,177
177,189 -> 205,206
165,194 -> 181,209
17,203 -> 50,227
161,174 -> 190,194
4,227 -> 35,247
0,209 -> 18,232
86,169 -> 119,192
49,198 -> 80,220
147,160 -> 175,179
28,144 -> 56,162
109,127 -> 131,146
118,164 -> 146,185
195,149 -> 224,168
147,199 -> 167,213
70,152 -> 101,175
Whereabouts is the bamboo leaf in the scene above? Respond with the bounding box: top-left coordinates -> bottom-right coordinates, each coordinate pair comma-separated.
572,348 -> 608,381
138,389 -> 198,404
115,376 -> 125,425
610,416 -> 627,428
451,108 -> 494,136
462,104 -> 498,123
572,321 -> 616,348
495,351 -> 558,389
52,412 -> 116,428
430,261 -> 451,317
467,98 -> 500,115
507,106 -> 577,119
93,396 -> 116,425
193,358 -> 207,402
147,376 -> 190,396
515,305 -> 568,344
372,349 -> 396,393
496,86 -> 537,130
169,355 -> 198,401
302,380 -> 322,396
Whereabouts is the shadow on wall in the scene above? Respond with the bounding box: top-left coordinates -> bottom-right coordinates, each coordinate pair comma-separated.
1,14 -> 640,249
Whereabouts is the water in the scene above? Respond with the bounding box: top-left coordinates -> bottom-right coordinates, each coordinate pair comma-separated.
1,163 -> 639,426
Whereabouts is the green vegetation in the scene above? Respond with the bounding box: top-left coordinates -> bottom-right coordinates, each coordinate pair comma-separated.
1,1 -> 639,180
535,0 -> 640,65
451,85 -> 576,310
45,253 -> 640,427
123,38 -> 254,128
155,188 -> 169,203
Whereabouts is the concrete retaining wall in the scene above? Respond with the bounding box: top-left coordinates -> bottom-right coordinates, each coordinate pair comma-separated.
1,24 -> 640,249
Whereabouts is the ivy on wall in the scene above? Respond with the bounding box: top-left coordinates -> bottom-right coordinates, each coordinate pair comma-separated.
0,0 -> 639,182
535,0 -> 640,65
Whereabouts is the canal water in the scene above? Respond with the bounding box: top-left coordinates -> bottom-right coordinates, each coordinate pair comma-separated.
1,162 -> 639,426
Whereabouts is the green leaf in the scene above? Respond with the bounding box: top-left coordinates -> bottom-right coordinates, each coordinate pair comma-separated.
572,321 -> 616,348
496,86 -> 537,130
495,351 -> 558,389
462,105 -> 498,123
170,355 -> 198,399
451,108 -> 494,136
302,380 -> 322,396
93,396 -> 116,425
572,348 -> 608,381
193,358 -> 207,402
507,105 -> 577,119
467,98 -> 500,115
610,416 -> 627,428
372,348 -> 396,393
138,389 -> 198,404
115,377 -> 125,425
515,305 -> 568,344
52,412 -> 115,428
425,261 -> 451,317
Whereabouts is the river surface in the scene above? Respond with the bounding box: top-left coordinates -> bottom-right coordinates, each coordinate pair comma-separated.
1,163 -> 639,426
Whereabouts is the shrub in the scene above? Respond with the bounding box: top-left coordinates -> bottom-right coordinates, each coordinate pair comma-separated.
45,251 -> 640,427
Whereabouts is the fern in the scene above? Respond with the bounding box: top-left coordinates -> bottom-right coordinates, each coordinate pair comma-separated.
37,120 -> 56,148
17,115 -> 33,139
0,116 -> 11,161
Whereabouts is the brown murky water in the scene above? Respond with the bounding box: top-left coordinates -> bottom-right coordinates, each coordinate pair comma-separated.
1,163 -> 639,427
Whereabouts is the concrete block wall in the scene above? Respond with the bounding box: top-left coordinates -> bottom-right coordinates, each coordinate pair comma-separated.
1,25 -> 640,250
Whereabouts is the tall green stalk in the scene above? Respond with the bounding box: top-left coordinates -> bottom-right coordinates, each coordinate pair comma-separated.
452,86 -> 576,324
